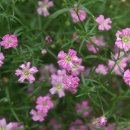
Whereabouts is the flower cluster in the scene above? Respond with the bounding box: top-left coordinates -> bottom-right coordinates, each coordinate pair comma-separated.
30,95 -> 54,122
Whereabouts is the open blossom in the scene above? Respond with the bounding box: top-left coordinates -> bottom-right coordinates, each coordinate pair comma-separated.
69,119 -> 87,130
30,109 -> 46,122
95,64 -> 108,75
37,0 -> 54,17
115,28 -> 130,51
71,59 -> 84,76
36,95 -> 54,113
0,52 -> 5,67
86,36 -> 106,53
108,53 -> 127,75
70,4 -> 87,23
0,118 -> 24,130
96,15 -> 112,31
0,34 -> 18,49
76,100 -> 92,117
58,49 -> 80,71
63,75 -> 80,93
15,62 -> 38,83
50,70 -> 66,98
123,69 -> 130,86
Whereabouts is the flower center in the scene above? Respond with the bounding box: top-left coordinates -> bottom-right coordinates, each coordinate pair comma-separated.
42,101 -> 47,106
56,83 -> 62,90
23,69 -> 30,76
122,36 -> 130,43
42,3 -> 48,10
73,64 -> 78,70
65,56 -> 72,62
7,39 -> 12,44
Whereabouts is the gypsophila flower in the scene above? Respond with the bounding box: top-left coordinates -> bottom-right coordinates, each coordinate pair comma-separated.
58,49 -> 81,71
37,0 -> 54,17
15,62 -> 38,83
42,49 -> 47,55
0,52 -> 5,67
30,109 -> 46,122
76,100 -> 92,117
50,70 -> 66,98
123,69 -> 130,86
36,95 -> 54,113
115,28 -> 130,51
70,4 -> 87,23
63,75 -> 80,93
95,64 -> 108,75
96,15 -> 112,31
0,34 -> 18,49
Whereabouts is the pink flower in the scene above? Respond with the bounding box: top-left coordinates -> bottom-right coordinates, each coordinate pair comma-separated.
45,35 -> 52,44
76,100 -> 92,117
108,53 -> 127,75
69,119 -> 87,130
0,118 -> 24,130
95,64 -> 108,75
49,70 -> 66,98
36,95 -> 54,113
105,123 -> 115,130
96,15 -> 112,31
37,0 -> 54,17
0,34 -> 18,49
115,28 -> 130,51
30,109 -> 46,122
15,62 -> 38,83
123,69 -> 130,86
7,122 -> 24,130
58,49 -> 80,71
72,33 -> 80,43
0,52 -> 5,67
86,36 -> 106,53
49,118 -> 62,130
63,75 -> 80,93
70,4 -> 87,23
71,59 -> 84,76
91,116 -> 107,128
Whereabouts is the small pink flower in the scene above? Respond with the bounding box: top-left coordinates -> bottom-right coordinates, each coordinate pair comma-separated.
0,34 -> 18,49
30,109 -> 45,122
92,116 -> 107,127
115,28 -> 130,51
70,4 -> 87,23
71,59 -> 84,76
63,75 -> 80,93
72,33 -> 80,43
45,35 -> 52,44
15,62 -> 38,83
95,64 -> 108,75
108,53 -> 127,75
105,123 -> 115,130
7,122 -> 24,130
69,119 -> 87,130
0,52 -> 5,67
58,49 -> 80,71
76,100 -> 92,117
50,70 -> 66,98
86,36 -> 106,53
96,15 -> 112,31
37,0 -> 54,17
36,95 -> 54,113
123,69 -> 130,86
